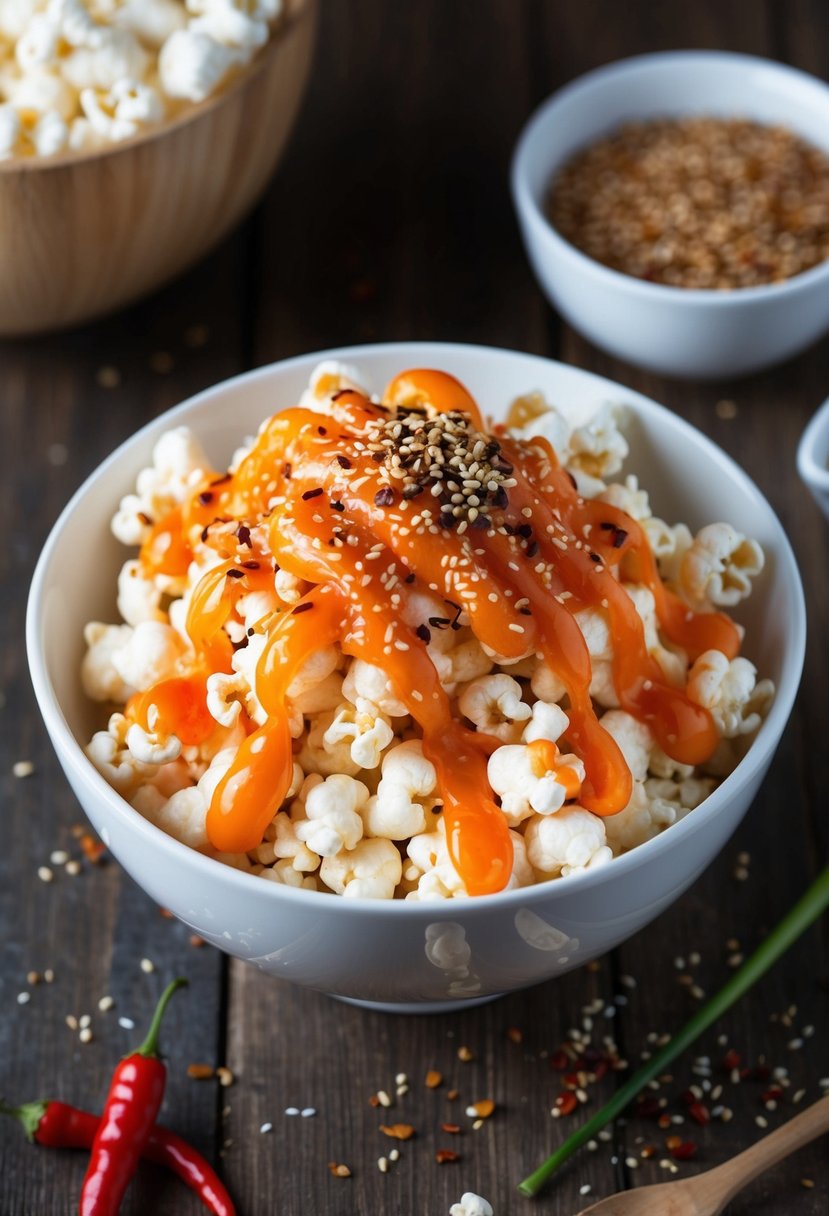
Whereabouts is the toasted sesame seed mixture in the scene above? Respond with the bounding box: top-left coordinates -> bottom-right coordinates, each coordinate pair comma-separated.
547,118 -> 829,289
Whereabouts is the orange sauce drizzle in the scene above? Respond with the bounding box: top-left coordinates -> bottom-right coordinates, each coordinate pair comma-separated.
133,368 -> 743,895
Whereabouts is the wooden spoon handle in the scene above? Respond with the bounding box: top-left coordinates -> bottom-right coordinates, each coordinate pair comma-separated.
701,1093 -> 829,1211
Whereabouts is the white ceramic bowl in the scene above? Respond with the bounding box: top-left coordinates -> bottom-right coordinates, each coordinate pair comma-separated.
27,343 -> 805,1012
797,395 -> 829,521
511,51 -> 829,379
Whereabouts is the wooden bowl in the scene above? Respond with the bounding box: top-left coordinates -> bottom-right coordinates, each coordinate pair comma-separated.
0,0 -> 317,336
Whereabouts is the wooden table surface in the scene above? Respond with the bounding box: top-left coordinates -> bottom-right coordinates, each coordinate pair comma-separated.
2,3 -> 828,1213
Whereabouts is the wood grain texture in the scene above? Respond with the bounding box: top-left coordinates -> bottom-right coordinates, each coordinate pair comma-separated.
0,0 -> 317,337
1,2 -> 827,1214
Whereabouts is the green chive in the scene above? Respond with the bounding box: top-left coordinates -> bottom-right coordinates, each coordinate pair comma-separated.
518,865 -> 829,1198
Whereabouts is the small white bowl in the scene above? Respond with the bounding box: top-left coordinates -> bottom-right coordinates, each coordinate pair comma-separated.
511,51 -> 829,379
797,395 -> 829,520
27,343 -> 805,1012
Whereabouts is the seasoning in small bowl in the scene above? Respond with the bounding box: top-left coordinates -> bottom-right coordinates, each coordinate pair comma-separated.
511,52 -> 829,376
546,117 -> 829,290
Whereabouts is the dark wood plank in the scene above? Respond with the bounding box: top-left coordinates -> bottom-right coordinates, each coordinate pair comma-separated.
0,238 -> 250,1213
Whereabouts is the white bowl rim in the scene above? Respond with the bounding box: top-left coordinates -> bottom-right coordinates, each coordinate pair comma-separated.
0,0 -> 313,176
511,49 -> 829,305
27,340 -> 806,919
797,395 -> 829,490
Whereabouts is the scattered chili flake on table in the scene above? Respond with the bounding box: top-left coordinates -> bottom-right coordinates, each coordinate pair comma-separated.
436,1149 -> 461,1164
379,1123 -> 415,1141
187,1064 -> 216,1081
425,1070 -> 443,1089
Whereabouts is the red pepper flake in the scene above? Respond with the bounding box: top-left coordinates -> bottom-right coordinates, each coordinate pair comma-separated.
506,1027 -> 523,1045
187,1064 -> 215,1080
593,1059 -> 609,1081
292,603 -> 314,615
188,935 -> 205,949
721,1049 -> 742,1071
425,1070 -> 443,1089
435,1150 -> 461,1164
80,834 -> 106,864
554,1092 -> 578,1117
562,1071 -> 580,1090
636,1096 -> 663,1119
687,1100 -> 710,1127
328,1162 -> 352,1178
670,1141 -> 698,1161
446,1089 -> 459,1101
658,1114 -> 672,1130
550,1049 -> 570,1071
158,907 -> 174,919
761,1087 -> 784,1104
441,1123 -> 461,1134
379,1124 -> 415,1141
301,488 -> 323,500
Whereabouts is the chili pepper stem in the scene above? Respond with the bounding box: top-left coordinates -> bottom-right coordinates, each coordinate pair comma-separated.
0,1098 -> 48,1142
518,864 -> 829,1198
135,977 -> 188,1059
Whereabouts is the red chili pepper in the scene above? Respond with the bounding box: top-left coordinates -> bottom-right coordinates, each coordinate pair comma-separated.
79,977 -> 186,1216
0,1098 -> 235,1216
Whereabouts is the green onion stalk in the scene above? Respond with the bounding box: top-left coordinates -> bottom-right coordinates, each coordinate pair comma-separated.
518,865 -> 829,1198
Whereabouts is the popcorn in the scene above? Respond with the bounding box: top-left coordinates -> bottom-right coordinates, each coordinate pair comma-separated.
457,673 -> 531,742
80,77 -> 163,141
110,620 -> 186,691
82,622 -> 136,702
603,781 -> 675,854
363,740 -> 436,840
295,773 -> 368,858
114,0 -> 187,47
187,0 -> 271,50
342,658 -> 408,717
450,1193 -> 494,1216
687,650 -> 774,739
324,702 -> 394,770
487,737 -> 584,827
117,559 -> 165,626
525,806 -> 612,876
85,363 -> 774,902
679,522 -> 764,608
158,28 -> 243,103
0,0 -> 280,161
320,837 -> 402,900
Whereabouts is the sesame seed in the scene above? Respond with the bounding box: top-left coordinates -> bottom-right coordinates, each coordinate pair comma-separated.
16,991 -> 30,1005
260,1122 -> 273,1134
37,866 -> 53,883
13,761 -> 34,778
79,1027 -> 93,1044
300,1107 -> 316,1117
140,958 -> 155,974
